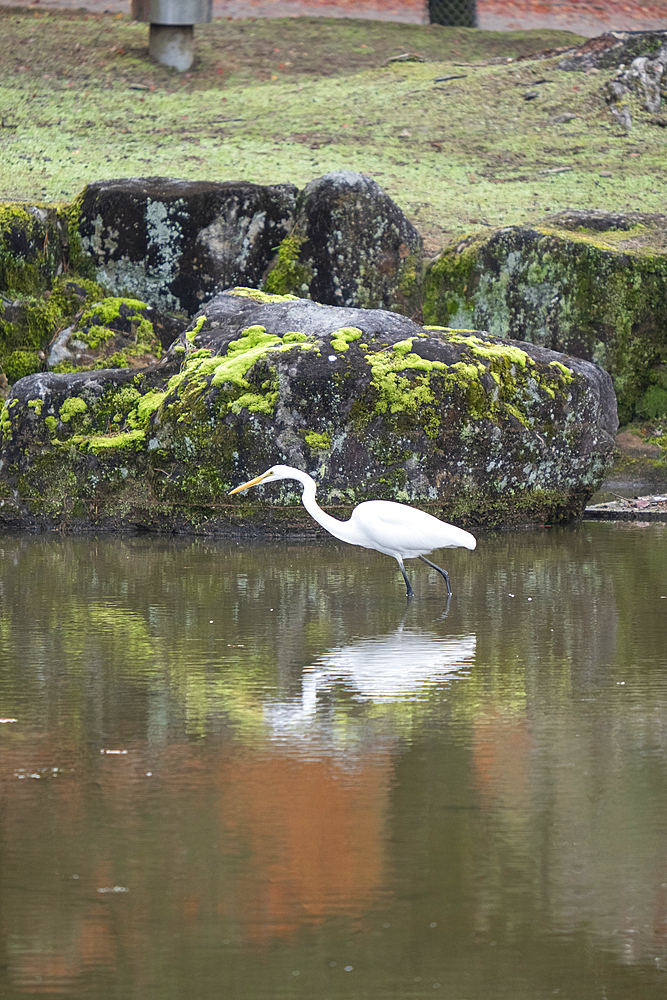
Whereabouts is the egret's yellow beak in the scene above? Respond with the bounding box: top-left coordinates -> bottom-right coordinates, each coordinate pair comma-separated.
228,472 -> 271,495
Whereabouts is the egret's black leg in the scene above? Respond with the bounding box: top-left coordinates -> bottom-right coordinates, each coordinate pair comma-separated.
419,555 -> 452,596
398,563 -> 415,598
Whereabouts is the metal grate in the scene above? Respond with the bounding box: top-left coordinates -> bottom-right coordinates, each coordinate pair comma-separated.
427,0 -> 478,27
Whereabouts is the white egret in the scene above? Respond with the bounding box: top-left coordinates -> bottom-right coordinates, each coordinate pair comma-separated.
229,465 -> 476,597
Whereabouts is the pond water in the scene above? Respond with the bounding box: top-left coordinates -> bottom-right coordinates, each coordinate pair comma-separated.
1,521 -> 666,1000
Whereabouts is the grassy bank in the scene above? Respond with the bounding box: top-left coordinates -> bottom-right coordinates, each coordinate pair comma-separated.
1,10 -> 665,251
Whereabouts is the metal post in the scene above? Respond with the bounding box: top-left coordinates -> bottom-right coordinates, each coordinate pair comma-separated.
131,0 -> 213,71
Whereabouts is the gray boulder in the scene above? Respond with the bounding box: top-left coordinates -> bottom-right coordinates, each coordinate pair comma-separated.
0,289 -> 617,533
265,172 -> 423,317
77,177 -> 299,314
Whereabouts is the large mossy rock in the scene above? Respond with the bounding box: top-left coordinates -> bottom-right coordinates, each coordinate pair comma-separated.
77,177 -> 299,314
0,290 -> 617,534
423,214 -> 667,424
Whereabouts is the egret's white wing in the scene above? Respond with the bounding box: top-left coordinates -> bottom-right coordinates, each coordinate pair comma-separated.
349,500 -> 474,558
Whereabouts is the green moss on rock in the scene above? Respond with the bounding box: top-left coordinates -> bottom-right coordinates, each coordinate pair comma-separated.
50,296 -> 162,374
228,287 -> 299,304
2,350 -> 42,383
423,224 -> 667,424
330,327 -> 363,353
0,400 -> 13,442
59,397 -> 88,424
304,430 -> 332,450
0,276 -> 118,384
263,232 -> 311,296
50,276 -> 105,314
68,429 -> 146,453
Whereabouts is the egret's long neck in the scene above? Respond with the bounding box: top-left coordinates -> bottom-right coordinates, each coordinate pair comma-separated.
299,477 -> 356,545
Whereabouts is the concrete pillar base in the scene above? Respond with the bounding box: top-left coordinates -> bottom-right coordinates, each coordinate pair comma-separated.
149,23 -> 195,72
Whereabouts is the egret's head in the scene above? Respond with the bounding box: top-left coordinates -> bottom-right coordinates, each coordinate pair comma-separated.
229,465 -> 308,495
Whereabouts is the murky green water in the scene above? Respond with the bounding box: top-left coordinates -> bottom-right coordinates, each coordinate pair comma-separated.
1,522 -> 666,1000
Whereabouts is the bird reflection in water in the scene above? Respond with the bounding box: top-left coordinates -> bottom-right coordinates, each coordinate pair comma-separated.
263,626 -> 477,743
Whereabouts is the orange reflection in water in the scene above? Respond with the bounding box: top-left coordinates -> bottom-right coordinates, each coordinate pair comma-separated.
215,750 -> 392,943
471,707 -> 533,810
1,728 -> 394,994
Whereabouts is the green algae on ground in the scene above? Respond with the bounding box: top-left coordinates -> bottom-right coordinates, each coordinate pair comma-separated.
0,12 -> 584,92
4,11 -> 665,257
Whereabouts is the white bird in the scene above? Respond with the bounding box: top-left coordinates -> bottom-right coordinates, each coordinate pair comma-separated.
229,465 -> 476,597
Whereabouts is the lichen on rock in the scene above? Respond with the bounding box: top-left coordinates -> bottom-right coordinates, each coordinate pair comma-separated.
77,178 -> 299,314
47,296 -> 162,373
263,172 -> 424,317
423,217 -> 667,424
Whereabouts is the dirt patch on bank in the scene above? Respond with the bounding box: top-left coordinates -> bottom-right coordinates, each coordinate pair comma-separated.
0,6 -> 585,88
